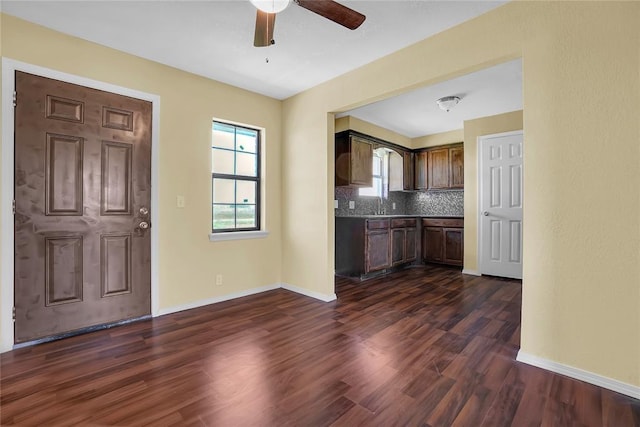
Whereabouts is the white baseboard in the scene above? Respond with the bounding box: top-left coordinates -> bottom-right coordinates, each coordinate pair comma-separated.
157,282 -> 336,317
462,269 -> 481,276
516,350 -> 640,400
281,283 -> 337,302
157,284 -> 281,316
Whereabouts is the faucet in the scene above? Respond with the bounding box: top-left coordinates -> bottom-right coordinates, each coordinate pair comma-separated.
376,197 -> 385,215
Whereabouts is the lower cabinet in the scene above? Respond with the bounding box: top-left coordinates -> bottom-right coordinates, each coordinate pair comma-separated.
390,218 -> 417,266
422,218 -> 463,266
366,229 -> 391,272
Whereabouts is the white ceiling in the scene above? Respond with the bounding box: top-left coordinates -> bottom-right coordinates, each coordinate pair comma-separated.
2,0 -> 505,100
338,58 -> 522,137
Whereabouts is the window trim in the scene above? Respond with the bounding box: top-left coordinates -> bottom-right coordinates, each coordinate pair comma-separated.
211,121 -> 261,233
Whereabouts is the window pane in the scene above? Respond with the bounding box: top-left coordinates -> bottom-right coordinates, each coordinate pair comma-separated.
236,130 -> 257,154
236,180 -> 256,204
212,123 -> 235,150
212,148 -> 234,174
236,152 -> 257,177
213,204 -> 235,230
236,204 -> 256,228
213,178 -> 235,204
372,156 -> 382,175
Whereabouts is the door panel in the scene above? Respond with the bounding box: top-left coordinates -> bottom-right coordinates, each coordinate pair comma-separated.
14,71 -> 152,343
480,132 -> 523,279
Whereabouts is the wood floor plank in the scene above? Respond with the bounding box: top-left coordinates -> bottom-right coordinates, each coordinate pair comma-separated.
2,266 -> 639,426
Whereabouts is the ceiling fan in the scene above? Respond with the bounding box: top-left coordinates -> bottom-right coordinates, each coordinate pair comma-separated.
251,0 -> 366,47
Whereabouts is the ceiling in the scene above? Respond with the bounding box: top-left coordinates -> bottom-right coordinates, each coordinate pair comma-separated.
2,0 -> 505,100
338,58 -> 523,138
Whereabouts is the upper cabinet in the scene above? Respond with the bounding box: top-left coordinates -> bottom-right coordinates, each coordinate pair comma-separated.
416,143 -> 464,191
335,133 -> 373,187
335,130 -> 463,191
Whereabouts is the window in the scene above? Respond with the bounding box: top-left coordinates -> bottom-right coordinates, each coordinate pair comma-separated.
211,121 -> 260,232
359,148 -> 389,198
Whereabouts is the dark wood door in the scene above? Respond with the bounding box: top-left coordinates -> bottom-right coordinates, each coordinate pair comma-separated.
402,151 -> 414,191
391,228 -> 405,266
405,228 -> 417,262
414,151 -> 428,190
423,227 -> 443,263
443,227 -> 464,266
449,146 -> 464,189
14,72 -> 152,343
428,148 -> 450,189
366,230 -> 390,272
350,136 -> 373,186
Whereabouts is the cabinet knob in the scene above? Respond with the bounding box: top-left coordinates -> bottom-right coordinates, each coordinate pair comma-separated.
483,211 -> 489,216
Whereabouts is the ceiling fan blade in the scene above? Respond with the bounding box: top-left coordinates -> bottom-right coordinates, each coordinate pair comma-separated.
254,10 -> 276,47
295,0 -> 365,30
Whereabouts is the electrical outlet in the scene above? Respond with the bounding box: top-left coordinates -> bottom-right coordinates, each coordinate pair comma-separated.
176,195 -> 185,208
215,274 -> 223,286
392,202 -> 396,210
334,199 -> 339,209
348,201 -> 355,209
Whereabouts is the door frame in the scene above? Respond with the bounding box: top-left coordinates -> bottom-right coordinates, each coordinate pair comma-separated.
476,130 -> 524,277
1,58 -> 161,352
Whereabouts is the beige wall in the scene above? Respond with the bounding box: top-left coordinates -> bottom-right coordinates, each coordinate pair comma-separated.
335,116 -> 412,148
0,15 -> 283,345
282,2 -> 640,387
463,110 -> 523,271
412,128 -> 463,150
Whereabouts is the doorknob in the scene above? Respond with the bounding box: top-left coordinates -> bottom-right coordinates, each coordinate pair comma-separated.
139,221 -> 150,229
483,211 -> 489,216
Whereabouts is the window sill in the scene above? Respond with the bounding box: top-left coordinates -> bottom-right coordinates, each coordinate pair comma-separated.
209,230 -> 269,242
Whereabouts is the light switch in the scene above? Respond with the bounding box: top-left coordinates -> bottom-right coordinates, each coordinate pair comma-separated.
334,199 -> 339,209
392,202 -> 396,210
349,201 -> 355,209
176,195 -> 185,208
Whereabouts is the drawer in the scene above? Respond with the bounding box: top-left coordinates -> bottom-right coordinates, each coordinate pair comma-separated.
422,218 -> 463,228
391,218 -> 417,229
366,219 -> 390,230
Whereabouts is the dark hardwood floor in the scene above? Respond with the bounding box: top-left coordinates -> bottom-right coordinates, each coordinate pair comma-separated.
1,266 -> 639,426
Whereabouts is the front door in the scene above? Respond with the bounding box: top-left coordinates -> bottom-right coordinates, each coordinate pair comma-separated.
479,131 -> 523,279
14,71 -> 152,343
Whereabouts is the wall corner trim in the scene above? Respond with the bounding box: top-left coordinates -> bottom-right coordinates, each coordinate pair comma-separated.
516,350 -> 640,400
280,283 -> 337,302
462,269 -> 481,276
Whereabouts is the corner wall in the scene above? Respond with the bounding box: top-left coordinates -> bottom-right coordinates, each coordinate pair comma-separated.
282,2 -> 640,389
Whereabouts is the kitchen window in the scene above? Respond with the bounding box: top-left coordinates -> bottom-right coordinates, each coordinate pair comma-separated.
359,148 -> 389,198
211,121 -> 261,235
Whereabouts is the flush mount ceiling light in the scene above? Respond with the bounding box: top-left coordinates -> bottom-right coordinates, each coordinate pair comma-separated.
436,96 -> 461,112
250,0 -> 291,14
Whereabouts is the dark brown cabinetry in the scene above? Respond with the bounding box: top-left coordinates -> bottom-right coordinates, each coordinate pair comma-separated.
403,151 -> 414,191
365,219 -> 391,272
335,133 -> 373,187
414,144 -> 464,190
414,151 -> 429,190
390,218 -> 418,266
422,218 -> 463,266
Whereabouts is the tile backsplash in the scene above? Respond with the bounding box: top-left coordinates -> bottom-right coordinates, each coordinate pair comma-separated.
335,187 -> 463,217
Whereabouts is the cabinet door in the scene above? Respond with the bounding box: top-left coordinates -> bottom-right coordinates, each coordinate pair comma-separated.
443,227 -> 463,266
449,146 -> 464,189
366,230 -> 390,272
391,228 -> 406,266
428,148 -> 450,189
423,227 -> 443,262
405,228 -> 417,262
350,137 -> 373,186
403,151 -> 414,191
414,151 -> 428,190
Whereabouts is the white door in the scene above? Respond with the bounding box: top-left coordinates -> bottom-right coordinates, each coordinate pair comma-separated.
479,131 -> 523,279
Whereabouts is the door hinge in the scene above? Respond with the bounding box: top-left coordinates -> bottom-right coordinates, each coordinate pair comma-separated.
13,91 -> 17,108
12,307 -> 16,321
12,199 -> 16,215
